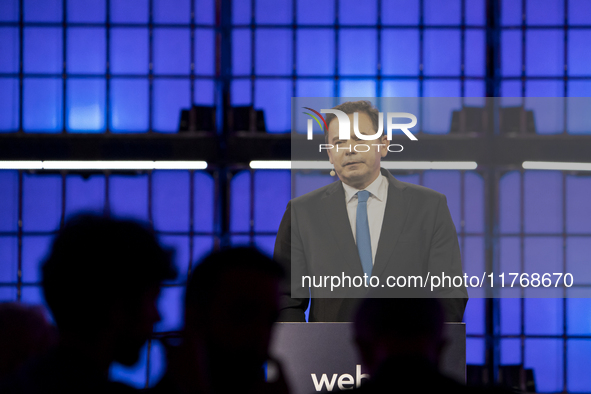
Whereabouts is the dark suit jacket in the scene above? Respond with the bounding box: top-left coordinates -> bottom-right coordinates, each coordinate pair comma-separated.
273,168 -> 468,322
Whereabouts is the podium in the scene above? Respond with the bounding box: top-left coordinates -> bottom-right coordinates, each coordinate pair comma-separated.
269,322 -> 465,394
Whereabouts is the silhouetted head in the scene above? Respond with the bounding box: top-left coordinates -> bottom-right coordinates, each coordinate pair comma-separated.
353,288 -> 446,375
0,303 -> 57,379
184,247 -> 283,377
42,214 -> 176,366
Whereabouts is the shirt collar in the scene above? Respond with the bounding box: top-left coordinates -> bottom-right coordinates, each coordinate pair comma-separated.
342,173 -> 387,203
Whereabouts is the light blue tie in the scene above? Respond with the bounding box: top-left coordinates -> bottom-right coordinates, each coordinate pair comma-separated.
356,190 -> 372,285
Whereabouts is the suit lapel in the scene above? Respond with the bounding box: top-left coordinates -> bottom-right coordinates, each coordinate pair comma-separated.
372,169 -> 411,278
321,182 -> 365,276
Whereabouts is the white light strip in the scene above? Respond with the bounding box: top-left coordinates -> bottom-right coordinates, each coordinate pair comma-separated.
250,161 -> 478,170
523,161 -> 591,171
0,161 -> 208,170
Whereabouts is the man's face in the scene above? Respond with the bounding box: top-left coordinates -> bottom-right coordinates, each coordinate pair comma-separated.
326,111 -> 388,190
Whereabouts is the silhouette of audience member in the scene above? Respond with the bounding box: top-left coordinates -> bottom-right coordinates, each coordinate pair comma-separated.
152,247 -> 289,394
0,214 -> 176,394
351,290 -> 511,394
0,303 -> 57,380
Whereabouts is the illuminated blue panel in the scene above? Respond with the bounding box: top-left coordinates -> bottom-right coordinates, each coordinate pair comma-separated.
194,79 -> 215,105
382,0 -> 419,25
0,171 -> 18,232
231,79 -> 251,105
255,236 -> 276,257
501,339 -> 521,365
569,0 -> 591,24
154,0 -> 190,24
230,236 -> 251,247
0,288 -> 17,302
230,170 -> 251,233
67,28 -> 106,74
66,78 -> 106,132
501,0 -> 521,25
526,80 -> 564,99
526,30 -> 563,76
424,0 -> 460,25
159,235 -> 189,281
499,235 -> 520,279
525,296 -> 563,335
297,0 -> 333,25
67,0 -> 105,22
524,171 -> 561,233
527,0 -> 563,25
466,0 -> 485,25
423,171 -> 461,231
22,235 -> 53,283
567,176 -> 591,232
568,340 -> 591,392
568,297 -> 591,335
339,29 -> 377,76
392,173 -> 420,185
524,339 -> 563,393
465,172 -> 484,233
0,28 -> 19,73
21,286 -> 47,308
22,174 -> 62,232
464,298 -> 484,335
255,29 -> 292,75
153,171 -> 190,232
0,78 -> 19,131
195,0 -> 215,24
500,295 -> 521,334
0,236 -> 17,282
152,79 -> 191,133
422,85 -> 461,133
297,29 -> 334,76
501,80 -> 521,96
567,238 -> 591,287
24,27 -> 62,74
339,0 -> 376,25
501,30 -> 521,77
524,237 -> 562,287
192,236 -> 215,268
195,28 -> 215,75
424,29 -> 461,76
381,80 -> 419,97
568,81 -> 591,97
568,30 -> 591,76
465,81 -> 485,97
255,0 -> 292,24
294,173 -> 333,197
254,171 -> 290,232
232,29 -> 251,76
110,79 -> 149,132
155,286 -> 184,332
296,79 -> 335,98
465,30 -> 484,76
65,175 -> 105,218
24,0 -> 62,22
254,79 -> 291,133
567,90 -> 591,133
466,338 -> 484,365
110,28 -> 149,75
153,28 -> 191,75
339,80 -> 376,97
232,0 -> 251,24
381,29 -> 419,76
110,0 -> 148,23
148,340 -> 166,388
193,172 -> 215,233
0,0 -> 18,21
109,174 -> 149,222
110,344 -> 148,388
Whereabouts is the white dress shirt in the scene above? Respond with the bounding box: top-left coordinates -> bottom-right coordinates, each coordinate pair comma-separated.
341,174 -> 389,265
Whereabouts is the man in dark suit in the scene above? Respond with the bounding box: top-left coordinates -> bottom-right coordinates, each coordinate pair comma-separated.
274,100 -> 468,323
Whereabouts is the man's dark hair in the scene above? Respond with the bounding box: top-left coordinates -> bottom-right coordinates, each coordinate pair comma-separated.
42,214 -> 176,333
185,247 -> 284,317
323,100 -> 380,142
